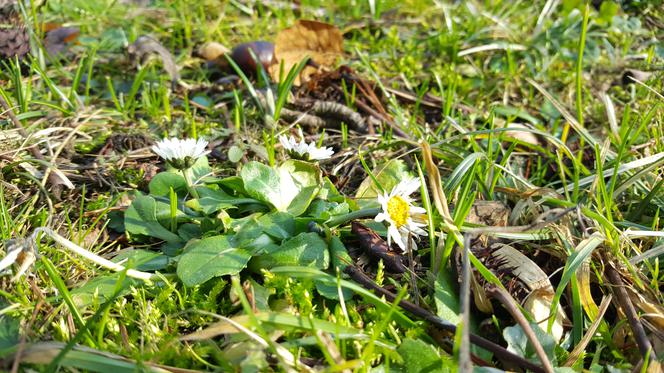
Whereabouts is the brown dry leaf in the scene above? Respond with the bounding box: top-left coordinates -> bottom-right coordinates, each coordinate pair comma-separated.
43,26 -> 80,57
271,19 -> 343,84
465,201 -> 510,227
493,243 -> 568,342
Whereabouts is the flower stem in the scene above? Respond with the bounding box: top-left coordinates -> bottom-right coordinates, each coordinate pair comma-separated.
181,169 -> 200,199
325,208 -> 380,227
33,228 -> 155,282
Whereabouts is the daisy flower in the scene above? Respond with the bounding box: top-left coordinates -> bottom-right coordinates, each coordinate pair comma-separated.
152,137 -> 210,170
0,238 -> 37,281
374,178 -> 428,252
279,134 -> 334,161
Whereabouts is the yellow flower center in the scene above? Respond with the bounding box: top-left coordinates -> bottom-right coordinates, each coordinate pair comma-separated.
387,195 -> 410,228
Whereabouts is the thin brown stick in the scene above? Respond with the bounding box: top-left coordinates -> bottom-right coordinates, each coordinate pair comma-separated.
486,285 -> 555,373
11,300 -> 43,373
605,265 -> 654,361
344,265 -> 546,373
458,235 -> 472,373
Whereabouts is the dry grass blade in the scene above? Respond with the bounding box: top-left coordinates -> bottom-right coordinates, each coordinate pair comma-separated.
527,78 -> 615,159
420,141 -> 460,238
0,94 -> 72,194
16,341 -> 192,372
564,295 -> 612,367
191,313 -> 312,373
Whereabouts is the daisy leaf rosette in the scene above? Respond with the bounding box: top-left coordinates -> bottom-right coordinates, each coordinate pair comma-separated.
240,160 -> 322,216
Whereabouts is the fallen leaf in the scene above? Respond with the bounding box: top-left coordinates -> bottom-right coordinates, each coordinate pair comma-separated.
465,200 -> 510,227
493,243 -> 568,342
502,123 -> 541,147
43,26 -> 80,57
272,20 -> 343,84
127,35 -> 180,85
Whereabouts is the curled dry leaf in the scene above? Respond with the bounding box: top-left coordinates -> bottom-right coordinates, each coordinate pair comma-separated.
272,20 -> 343,84
127,35 -> 180,85
502,123 -> 541,147
43,25 -> 80,57
492,244 -> 568,342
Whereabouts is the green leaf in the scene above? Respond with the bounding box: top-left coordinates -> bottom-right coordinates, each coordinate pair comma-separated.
315,281 -> 353,301
396,338 -> 452,373
318,177 -> 345,203
249,232 -> 329,270
216,175 -> 248,195
124,195 -> 183,243
307,199 -> 350,221
329,235 -> 351,272
0,312 -> 19,357
186,187 -> 239,215
148,172 -> 187,197
240,161 -> 321,216
185,156 -> 213,184
228,144 -> 245,163
71,275 -> 136,308
111,249 -> 171,271
177,235 -> 251,286
279,160 -> 321,216
232,214 -> 277,253
257,211 -> 295,240
503,323 -> 556,364
355,159 -> 412,207
434,271 -> 461,325
597,1 -> 619,25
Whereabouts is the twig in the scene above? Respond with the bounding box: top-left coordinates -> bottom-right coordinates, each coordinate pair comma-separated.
11,300 -> 43,373
344,265 -> 546,373
458,234 -> 472,373
486,285 -> 555,373
605,264 -> 654,361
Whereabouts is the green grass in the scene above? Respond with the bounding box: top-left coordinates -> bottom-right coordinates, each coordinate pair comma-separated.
1,0 -> 663,371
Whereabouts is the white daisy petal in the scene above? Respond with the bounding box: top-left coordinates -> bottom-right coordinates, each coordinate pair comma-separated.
373,176 -> 428,252
0,248 -> 20,272
152,137 -> 209,169
280,135 -> 334,161
411,206 -> 427,214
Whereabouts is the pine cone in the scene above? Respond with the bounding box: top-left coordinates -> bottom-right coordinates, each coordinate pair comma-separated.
0,0 -> 30,59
